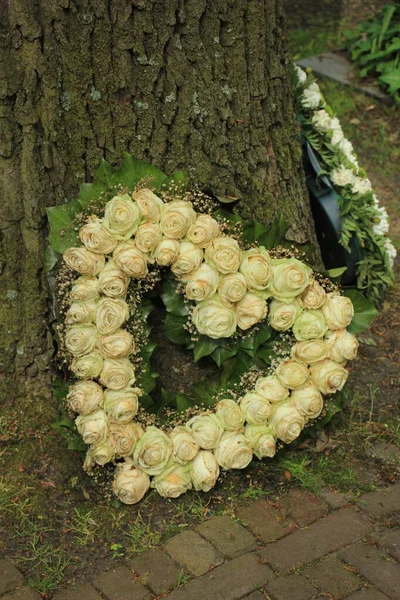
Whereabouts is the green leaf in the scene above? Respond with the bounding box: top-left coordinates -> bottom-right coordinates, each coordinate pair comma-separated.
213,208 -> 242,224
193,336 -> 219,362
216,195 -> 238,204
46,198 -> 81,253
316,387 -> 349,429
344,289 -> 380,333
78,159 -> 115,209
176,394 -> 194,412
164,313 -> 191,345
161,279 -> 188,317
210,346 -> 237,367
257,213 -> 288,248
109,154 -> 167,191
137,367 -> 158,395
325,267 -> 347,278
162,170 -> 189,193
189,371 -> 223,408
44,246 -> 60,273
254,324 -> 273,351
242,221 -> 268,244
379,68 -> 400,94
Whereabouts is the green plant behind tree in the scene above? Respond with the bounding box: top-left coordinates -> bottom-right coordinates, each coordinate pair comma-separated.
345,3 -> 400,103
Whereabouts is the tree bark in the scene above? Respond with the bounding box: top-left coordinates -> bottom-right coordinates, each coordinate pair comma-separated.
0,0 -> 319,401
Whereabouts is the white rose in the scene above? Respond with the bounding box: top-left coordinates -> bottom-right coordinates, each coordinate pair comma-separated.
276,360 -> 309,389
113,241 -> 149,278
192,297 -> 237,339
71,352 -> 103,379
153,238 -> 180,266
293,309 -> 328,340
98,329 -> 134,358
244,424 -> 276,459
109,422 -> 143,456
171,241 -> 203,278
187,413 -> 224,449
270,258 -> 311,303
103,387 -> 139,423
70,277 -> 100,302
269,299 -> 302,331
336,137 -> 354,158
325,329 -> 359,363
300,280 -> 327,309
133,426 -> 173,475
99,358 -> 136,390
76,409 -> 108,445
331,165 -> 355,188
311,109 -> 332,133
160,200 -> 196,239
239,247 -> 272,290
269,402 -> 305,443
301,82 -> 322,108
132,188 -> 164,222
65,324 -> 98,357
214,431 -> 253,470
322,293 -> 354,330
96,298 -> 129,335
185,263 -> 220,302
88,440 -> 115,465
151,463 -> 192,498
63,247 -> 105,276
330,118 -> 344,144
103,194 -> 142,239
65,301 -> 97,325
372,206 -> 390,236
135,222 -> 163,253
218,272 -> 247,304
66,381 -> 104,415
254,375 -> 289,403
112,461 -> 150,504
291,339 -> 329,364
190,450 -> 220,492
187,214 -> 220,247
79,218 -> 118,254
240,392 -> 272,425
170,426 -> 200,465
205,236 -> 242,274
215,399 -> 245,431
310,359 -> 348,395
236,293 -> 268,330
98,260 -> 129,297
291,386 -> 324,419
352,177 -> 372,196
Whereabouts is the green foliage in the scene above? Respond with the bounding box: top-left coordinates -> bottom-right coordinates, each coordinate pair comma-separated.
51,378 -> 86,452
345,4 -> 400,103
344,289 -> 380,333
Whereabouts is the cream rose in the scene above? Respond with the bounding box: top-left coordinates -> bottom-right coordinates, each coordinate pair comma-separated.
239,247 -> 272,290
171,241 -> 203,278
205,236 -> 242,274
63,247 -> 105,276
132,188 -> 164,222
89,440 -> 115,465
70,277 -> 100,302
133,427 -> 173,475
79,218 -> 118,254
254,375 -> 289,403
65,301 -> 97,325
310,359 -> 348,395
244,424 -> 276,459
192,297 -> 237,339
151,463 -> 192,498
190,450 -> 220,492
153,238 -> 180,266
99,358 -> 136,390
240,392 -> 272,424
112,461 -> 150,505
215,399 -> 245,431
103,194 -> 142,239
291,339 -> 329,364
218,273 -> 247,304
170,426 -> 200,465
98,329 -> 134,359
113,241 -> 148,278
293,310 -> 328,341
109,422 -> 143,456
214,432 -> 253,470
269,299 -> 302,331
269,402 -> 305,443
187,413 -> 224,449
236,293 -> 268,330
65,324 -> 98,357
325,329 -> 359,363
322,293 -> 354,330
185,264 -> 220,302
160,200 -> 196,239
103,387 -> 139,423
96,298 -> 129,335
135,222 -> 162,253
290,385 -> 324,419
300,280 -> 327,309
270,258 -> 312,303
76,409 -> 108,445
71,352 -> 103,379
66,381 -> 104,415
98,260 -> 129,297
276,360 -> 309,389
187,214 -> 220,247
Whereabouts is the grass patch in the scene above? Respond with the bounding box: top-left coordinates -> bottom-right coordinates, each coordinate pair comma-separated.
124,512 -> 162,556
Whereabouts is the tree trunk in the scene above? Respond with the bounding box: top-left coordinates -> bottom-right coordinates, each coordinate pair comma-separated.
0,0 -> 319,401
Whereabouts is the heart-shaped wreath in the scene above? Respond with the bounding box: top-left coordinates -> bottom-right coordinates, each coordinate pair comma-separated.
47,155 -> 376,505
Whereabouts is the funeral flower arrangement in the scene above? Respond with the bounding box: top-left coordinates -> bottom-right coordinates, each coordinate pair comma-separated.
46,155 -> 376,505
295,65 -> 396,307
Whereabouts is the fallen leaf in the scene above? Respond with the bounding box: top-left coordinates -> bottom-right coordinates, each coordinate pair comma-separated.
284,470 -> 292,479
350,117 -> 360,124
365,104 -> 376,111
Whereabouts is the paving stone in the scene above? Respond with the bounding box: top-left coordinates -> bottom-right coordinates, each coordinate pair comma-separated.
196,515 -> 257,559
1,589 -> 42,600
349,459 -> 380,486
280,490 -> 328,527
342,542 -> 400,600
320,488 -> 351,510
259,508 -> 370,572
373,527 -> 400,562
131,548 -> 181,594
164,530 -> 223,576
93,565 -> 151,600
54,583 -> 103,600
358,483 -> 400,519
304,555 -> 362,599
236,500 -> 296,543
164,552 -> 274,600
0,559 -> 24,595
345,588 -> 390,600
266,573 -> 317,600
367,443 -> 400,465
242,592 -> 266,599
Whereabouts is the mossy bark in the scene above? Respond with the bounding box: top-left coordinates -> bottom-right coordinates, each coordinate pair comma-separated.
0,0 -> 319,401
